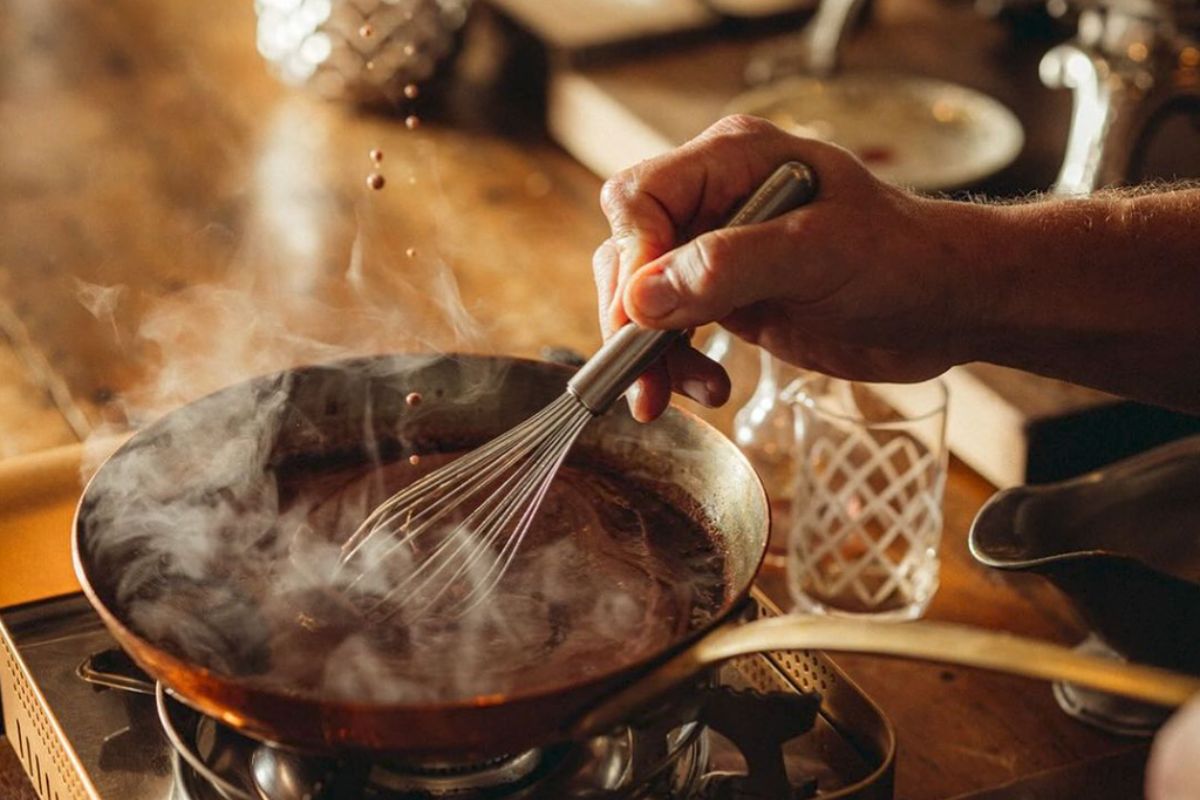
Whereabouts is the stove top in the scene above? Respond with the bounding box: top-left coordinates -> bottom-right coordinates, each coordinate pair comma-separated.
0,593 -> 893,800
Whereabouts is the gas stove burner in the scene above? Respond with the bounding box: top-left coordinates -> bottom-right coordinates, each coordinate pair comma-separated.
164,687 -> 832,800
366,750 -> 544,793
247,748 -> 551,799
250,748 -> 549,796
246,746 -> 553,799
166,695 -> 705,800
149,648 -> 828,800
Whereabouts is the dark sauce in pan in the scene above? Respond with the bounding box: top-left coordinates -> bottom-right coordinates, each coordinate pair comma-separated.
182,451 -> 733,704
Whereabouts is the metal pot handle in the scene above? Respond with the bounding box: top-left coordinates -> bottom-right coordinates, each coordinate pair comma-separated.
571,615 -> 1200,738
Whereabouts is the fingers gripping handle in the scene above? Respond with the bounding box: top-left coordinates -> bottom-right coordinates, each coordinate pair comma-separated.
722,162 -> 819,228
568,162 -> 818,415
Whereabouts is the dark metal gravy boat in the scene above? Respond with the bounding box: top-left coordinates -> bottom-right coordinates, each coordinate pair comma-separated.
971,436 -> 1200,675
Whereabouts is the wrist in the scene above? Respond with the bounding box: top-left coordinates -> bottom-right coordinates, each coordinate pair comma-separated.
947,192 -> 1157,375
961,200 -> 1037,366
933,194 -> 1120,368
909,187 -> 1200,409
917,197 -> 1016,368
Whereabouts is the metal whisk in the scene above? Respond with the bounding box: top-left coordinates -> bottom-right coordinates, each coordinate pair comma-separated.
338,162 -> 818,620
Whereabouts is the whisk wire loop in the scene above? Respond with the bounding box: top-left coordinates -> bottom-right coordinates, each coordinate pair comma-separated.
336,163 -> 817,622
339,395 -> 573,565
338,394 -> 592,620
371,404 -> 586,615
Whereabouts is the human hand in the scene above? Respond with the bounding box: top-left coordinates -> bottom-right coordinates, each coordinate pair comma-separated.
1147,694 -> 1200,798
593,115 -> 983,422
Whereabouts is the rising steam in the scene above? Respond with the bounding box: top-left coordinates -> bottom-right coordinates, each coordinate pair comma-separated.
72,144 -> 727,707
77,363 -> 725,704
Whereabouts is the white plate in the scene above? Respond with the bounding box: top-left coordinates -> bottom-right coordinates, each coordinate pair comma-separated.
725,71 -> 1025,191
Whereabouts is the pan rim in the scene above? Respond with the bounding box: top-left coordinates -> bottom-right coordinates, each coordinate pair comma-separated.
72,352 -> 769,748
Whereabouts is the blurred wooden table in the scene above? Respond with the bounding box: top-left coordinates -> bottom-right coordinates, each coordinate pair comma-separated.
0,0 -> 1148,797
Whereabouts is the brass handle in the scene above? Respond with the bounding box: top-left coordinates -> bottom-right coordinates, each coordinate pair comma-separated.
572,616 -> 1200,737
567,162 -> 818,415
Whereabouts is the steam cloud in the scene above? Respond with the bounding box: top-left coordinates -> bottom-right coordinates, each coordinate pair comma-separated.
73,182 -> 726,709
78,367 -> 723,704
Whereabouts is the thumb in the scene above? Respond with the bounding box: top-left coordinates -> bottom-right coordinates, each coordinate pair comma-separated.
622,216 -> 805,330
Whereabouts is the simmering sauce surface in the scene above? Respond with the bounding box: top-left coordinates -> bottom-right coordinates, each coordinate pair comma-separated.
132,451 -> 730,704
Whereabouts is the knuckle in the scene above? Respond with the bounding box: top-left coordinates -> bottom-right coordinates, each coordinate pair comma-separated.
591,239 -> 616,267
599,163 -> 678,248
600,167 -> 652,222
707,114 -> 777,140
599,172 -> 636,217
812,140 -> 874,184
685,230 -> 734,297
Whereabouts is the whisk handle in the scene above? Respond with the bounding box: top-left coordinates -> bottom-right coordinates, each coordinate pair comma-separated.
568,161 -> 818,415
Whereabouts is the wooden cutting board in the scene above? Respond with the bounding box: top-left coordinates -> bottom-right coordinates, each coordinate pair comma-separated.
486,0 -> 810,55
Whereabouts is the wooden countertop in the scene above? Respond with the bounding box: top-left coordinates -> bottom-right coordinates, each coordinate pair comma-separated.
0,0 -> 1146,797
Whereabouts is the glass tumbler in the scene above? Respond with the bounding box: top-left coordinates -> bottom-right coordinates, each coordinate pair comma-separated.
785,375 -> 948,620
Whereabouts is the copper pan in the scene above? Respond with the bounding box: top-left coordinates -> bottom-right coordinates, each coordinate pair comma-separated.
74,354 -> 772,758
74,355 -> 1200,759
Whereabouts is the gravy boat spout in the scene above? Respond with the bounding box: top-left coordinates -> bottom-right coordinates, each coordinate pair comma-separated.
970,436 -> 1200,675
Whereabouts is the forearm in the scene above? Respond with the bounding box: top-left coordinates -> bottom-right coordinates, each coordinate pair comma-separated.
949,188 -> 1200,411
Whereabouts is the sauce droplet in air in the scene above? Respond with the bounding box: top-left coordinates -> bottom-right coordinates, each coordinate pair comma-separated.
359,23 -> 374,38
409,454 -> 421,466
366,173 -> 386,190
404,115 -> 420,131
406,391 -> 422,407
403,83 -> 419,99
369,149 -> 384,164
